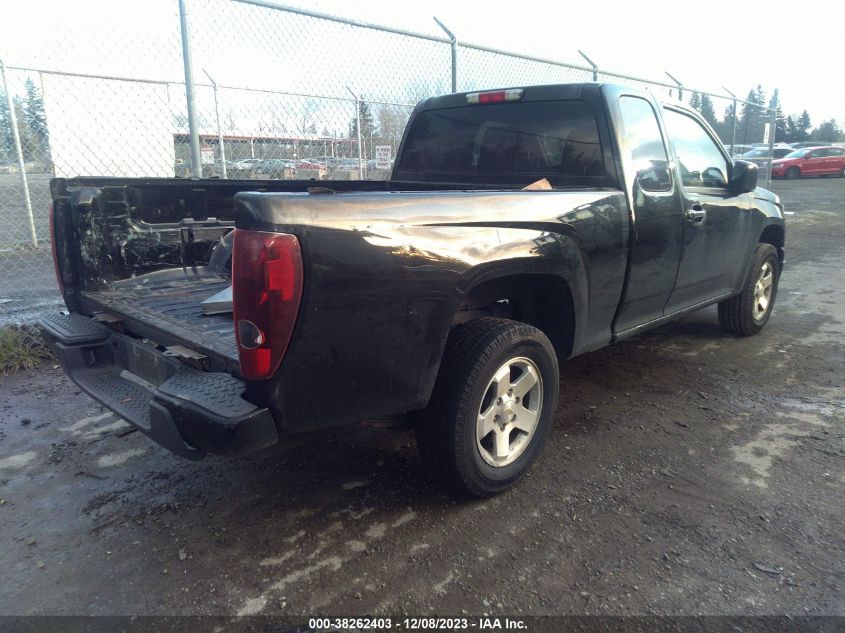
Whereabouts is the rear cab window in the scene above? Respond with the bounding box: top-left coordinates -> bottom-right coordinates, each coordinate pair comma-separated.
394,100 -> 609,187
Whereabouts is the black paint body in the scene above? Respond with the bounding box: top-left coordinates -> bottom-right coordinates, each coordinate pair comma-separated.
48,83 -> 785,446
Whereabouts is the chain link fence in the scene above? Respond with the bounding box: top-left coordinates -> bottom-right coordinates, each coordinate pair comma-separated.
0,0 -> 778,330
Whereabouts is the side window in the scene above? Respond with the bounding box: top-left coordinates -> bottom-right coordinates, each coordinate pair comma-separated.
663,108 -> 730,188
618,96 -> 671,192
830,148 -> 845,157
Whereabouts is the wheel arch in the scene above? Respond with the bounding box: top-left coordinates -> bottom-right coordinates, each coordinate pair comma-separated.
454,272 -> 577,360
759,223 -> 785,265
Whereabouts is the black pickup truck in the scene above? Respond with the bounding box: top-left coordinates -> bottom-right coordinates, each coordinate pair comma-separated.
41,83 -> 784,496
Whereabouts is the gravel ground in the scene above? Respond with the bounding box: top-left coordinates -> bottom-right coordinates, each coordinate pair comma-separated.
0,178 -> 842,617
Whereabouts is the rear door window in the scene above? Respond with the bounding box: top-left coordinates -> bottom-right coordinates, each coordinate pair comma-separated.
395,100 -> 608,186
617,96 -> 672,193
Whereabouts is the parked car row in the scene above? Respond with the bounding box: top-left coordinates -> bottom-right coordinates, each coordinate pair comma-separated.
727,141 -> 845,160
0,160 -> 49,174
232,156 -> 364,171
771,146 -> 845,179
720,142 -> 845,179
740,147 -> 795,160
175,155 -> 396,179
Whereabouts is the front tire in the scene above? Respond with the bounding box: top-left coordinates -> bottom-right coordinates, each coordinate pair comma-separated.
785,166 -> 800,180
718,243 -> 780,336
415,317 -> 559,497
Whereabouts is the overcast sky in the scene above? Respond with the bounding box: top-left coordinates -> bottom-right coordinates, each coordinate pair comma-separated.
277,0 -> 843,125
2,0 -> 842,128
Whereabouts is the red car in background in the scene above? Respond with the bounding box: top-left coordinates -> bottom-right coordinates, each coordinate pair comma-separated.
771,146 -> 845,179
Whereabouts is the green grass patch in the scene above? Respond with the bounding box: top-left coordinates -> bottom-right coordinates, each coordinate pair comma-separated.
0,325 -> 54,374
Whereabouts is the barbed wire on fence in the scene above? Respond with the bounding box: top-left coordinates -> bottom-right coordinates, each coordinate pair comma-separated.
0,0 -> 782,327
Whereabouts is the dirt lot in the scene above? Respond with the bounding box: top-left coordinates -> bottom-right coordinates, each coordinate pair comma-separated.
0,179 -> 842,617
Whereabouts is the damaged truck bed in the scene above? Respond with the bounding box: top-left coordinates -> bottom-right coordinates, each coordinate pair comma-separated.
84,276 -> 238,364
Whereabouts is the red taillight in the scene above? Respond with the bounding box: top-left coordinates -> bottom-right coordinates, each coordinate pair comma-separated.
232,230 -> 303,380
49,203 -> 65,296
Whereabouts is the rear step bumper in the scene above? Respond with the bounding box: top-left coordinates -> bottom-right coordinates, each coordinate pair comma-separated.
38,313 -> 278,460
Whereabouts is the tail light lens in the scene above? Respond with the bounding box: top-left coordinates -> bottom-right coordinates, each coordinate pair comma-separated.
232,230 -> 303,379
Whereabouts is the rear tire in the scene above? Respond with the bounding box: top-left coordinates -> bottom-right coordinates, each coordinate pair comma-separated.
785,166 -> 800,180
718,243 -> 780,336
415,317 -> 559,497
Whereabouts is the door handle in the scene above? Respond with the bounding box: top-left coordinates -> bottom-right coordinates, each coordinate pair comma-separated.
686,204 -> 706,224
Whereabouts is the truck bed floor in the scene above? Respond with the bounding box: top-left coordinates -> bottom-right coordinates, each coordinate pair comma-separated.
83,277 -> 238,363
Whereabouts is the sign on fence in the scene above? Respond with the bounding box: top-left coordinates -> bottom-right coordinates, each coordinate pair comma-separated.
375,145 -> 392,170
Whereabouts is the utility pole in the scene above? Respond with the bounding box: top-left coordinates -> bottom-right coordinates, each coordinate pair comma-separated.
723,87 -> 738,157
346,86 -> 364,180
578,50 -> 599,81
0,60 -> 37,247
433,18 -> 457,93
766,88 -> 779,189
665,72 -> 683,102
203,69 -> 227,178
178,0 -> 202,178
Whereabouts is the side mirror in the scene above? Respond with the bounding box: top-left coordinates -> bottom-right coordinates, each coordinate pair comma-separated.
729,160 -> 758,193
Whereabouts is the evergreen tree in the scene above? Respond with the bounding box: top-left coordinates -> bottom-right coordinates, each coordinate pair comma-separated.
718,101 -> 738,147
13,96 -> 39,162
774,104 -> 787,143
0,87 -> 12,161
349,99 -> 375,157
689,91 -> 701,111
784,115 -> 798,143
23,78 -> 50,167
810,119 -> 843,143
699,94 -> 718,128
739,86 -> 766,144
796,110 -> 811,141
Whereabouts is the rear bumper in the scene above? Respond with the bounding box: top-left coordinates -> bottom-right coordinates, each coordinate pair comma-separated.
38,313 -> 278,460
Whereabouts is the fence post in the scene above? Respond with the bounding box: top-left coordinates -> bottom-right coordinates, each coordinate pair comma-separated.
433,18 -> 457,92
0,60 -> 38,248
578,50 -> 598,81
723,87 -> 737,157
178,0 -> 203,178
204,69 -> 226,179
665,72 -> 683,102
731,105 -> 738,156
346,86 -> 364,180
766,105 -> 777,189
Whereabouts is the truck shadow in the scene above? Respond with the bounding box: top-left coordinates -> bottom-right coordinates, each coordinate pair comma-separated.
30,305 -> 757,611
98,309 -> 730,524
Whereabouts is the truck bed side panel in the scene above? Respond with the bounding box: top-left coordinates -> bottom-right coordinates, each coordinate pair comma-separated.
236,189 -> 629,430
